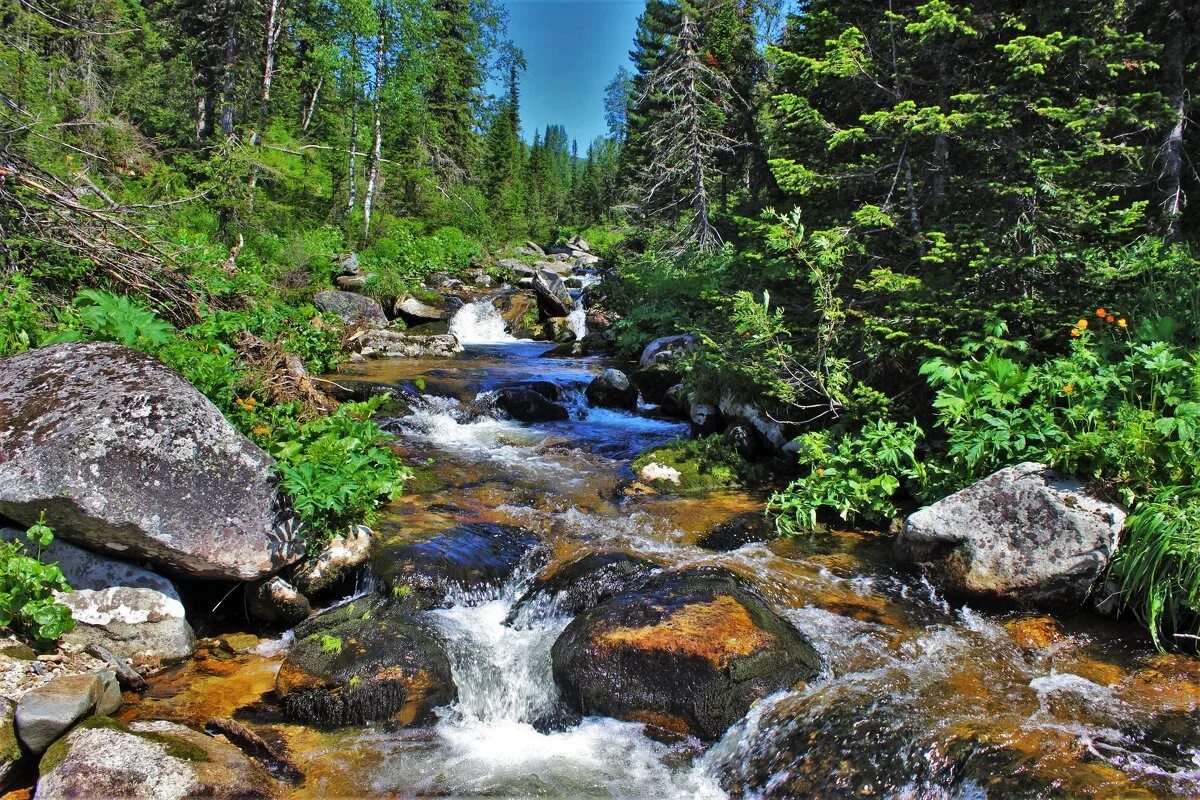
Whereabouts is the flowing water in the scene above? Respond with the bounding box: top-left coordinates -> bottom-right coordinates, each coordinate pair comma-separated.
124,301 -> 1200,799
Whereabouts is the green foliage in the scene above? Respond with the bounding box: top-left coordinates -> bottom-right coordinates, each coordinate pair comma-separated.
50,290 -> 175,352
0,515 -> 75,647
268,397 -> 411,547
320,634 -> 344,655
0,274 -> 48,358
769,420 -> 926,534
1108,489 -> 1200,650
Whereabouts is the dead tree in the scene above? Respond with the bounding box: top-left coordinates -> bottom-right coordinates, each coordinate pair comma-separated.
637,14 -> 741,252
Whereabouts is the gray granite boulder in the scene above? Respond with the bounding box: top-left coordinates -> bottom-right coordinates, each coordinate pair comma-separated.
533,270 -> 574,318
290,525 -> 373,598
16,671 -> 121,753
314,290 -> 388,327
357,330 -> 463,359
896,463 -> 1126,608
35,717 -> 274,799
0,343 -> 304,581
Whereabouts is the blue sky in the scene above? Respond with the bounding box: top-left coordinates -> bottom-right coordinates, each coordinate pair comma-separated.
498,0 -> 644,146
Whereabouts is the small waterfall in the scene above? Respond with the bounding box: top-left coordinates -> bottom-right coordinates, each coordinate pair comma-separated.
567,297 -> 588,341
450,300 -> 518,344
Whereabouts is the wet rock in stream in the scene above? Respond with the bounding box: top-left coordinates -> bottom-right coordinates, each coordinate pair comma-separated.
371,522 -> 546,607
551,568 -> 821,741
275,597 -> 456,727
510,552 -> 662,621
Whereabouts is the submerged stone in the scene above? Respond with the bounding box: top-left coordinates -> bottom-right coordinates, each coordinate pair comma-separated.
372,522 -> 545,607
275,597 -> 455,728
511,552 -> 662,621
551,568 -> 821,740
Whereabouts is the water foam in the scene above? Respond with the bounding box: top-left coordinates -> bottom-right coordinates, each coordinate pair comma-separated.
450,300 -> 519,344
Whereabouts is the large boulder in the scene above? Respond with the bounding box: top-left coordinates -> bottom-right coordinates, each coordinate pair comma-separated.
356,330 -> 463,359
896,463 -> 1125,608
0,528 -> 194,663
585,369 -> 639,410
533,270 -> 575,318
16,671 -> 121,754
494,387 -> 569,423
639,334 -> 701,368
0,343 -> 304,581
372,522 -> 545,608
631,363 -> 682,405
498,258 -> 537,278
290,525 -> 373,599
492,292 -> 539,338
314,290 -> 388,327
35,717 -> 274,800
551,569 -> 821,740
275,598 -> 455,727
719,392 -> 793,453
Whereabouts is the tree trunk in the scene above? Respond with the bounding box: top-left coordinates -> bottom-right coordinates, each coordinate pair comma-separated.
194,95 -> 208,145
362,22 -> 386,239
347,34 -> 360,214
301,76 -> 322,132
248,0 -> 285,190
1160,13 -> 1187,240
220,15 -> 238,138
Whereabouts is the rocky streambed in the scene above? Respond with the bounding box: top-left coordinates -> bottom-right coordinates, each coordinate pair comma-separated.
0,267 -> 1198,797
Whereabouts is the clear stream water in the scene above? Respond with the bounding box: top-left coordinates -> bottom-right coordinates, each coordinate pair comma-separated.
127,301 -> 1200,799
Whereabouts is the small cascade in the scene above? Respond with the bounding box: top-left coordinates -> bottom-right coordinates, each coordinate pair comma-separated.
450,300 -> 519,344
567,297 -> 588,341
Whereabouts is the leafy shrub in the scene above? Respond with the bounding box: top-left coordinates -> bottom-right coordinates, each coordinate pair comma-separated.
0,273 -> 48,357
266,397 -> 411,547
768,420 -> 926,534
1108,489 -> 1200,649
50,289 -> 175,351
0,515 -> 75,646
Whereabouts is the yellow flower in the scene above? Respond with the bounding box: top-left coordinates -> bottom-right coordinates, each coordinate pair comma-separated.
1117,318 -> 1128,329
1070,328 -> 1082,338
1076,319 -> 1089,330
252,426 -> 269,436
1063,384 -> 1075,395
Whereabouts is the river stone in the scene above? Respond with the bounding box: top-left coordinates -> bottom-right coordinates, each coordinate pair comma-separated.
551,568 -> 821,740
0,528 -> 194,662
16,671 -> 121,754
394,294 -> 462,326
276,597 -> 455,727
512,553 -> 661,621
533,270 -> 574,318
291,525 -> 373,598
719,391 -> 794,454
335,274 -> 371,292
697,512 -> 775,551
639,334 -> 701,368
245,577 -> 311,627
58,588 -> 194,664
493,292 -> 539,337
35,717 -> 274,800
0,698 -> 21,791
495,387 -> 569,423
372,522 -> 545,608
586,369 -> 639,410
523,241 -> 546,257
895,462 -> 1126,608
314,290 -> 388,327
631,363 -> 682,405
568,235 -> 592,253
0,342 -> 303,581
357,330 -> 463,359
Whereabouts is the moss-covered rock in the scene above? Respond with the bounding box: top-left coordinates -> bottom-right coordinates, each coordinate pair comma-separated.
551,568 -> 820,740
632,439 -> 762,495
36,717 -> 273,800
275,597 -> 455,728
0,697 -> 23,792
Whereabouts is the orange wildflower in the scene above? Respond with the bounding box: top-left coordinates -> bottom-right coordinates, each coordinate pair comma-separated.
1063,384 -> 1075,395
1096,308 -> 1107,318
1076,319 -> 1089,330
1106,316 -> 1115,323
1070,328 -> 1082,338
